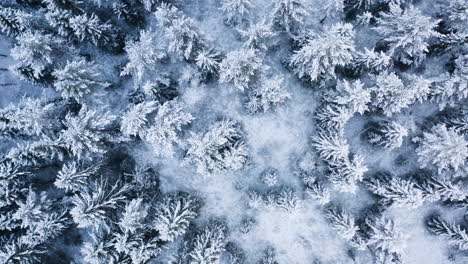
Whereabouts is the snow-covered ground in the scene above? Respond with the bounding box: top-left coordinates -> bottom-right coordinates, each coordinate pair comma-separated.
0,0 -> 466,263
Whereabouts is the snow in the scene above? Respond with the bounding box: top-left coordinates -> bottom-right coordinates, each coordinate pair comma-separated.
387,206 -> 452,264
1,0 -> 467,263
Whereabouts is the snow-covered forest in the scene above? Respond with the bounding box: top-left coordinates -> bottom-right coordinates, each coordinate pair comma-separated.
0,0 -> 467,263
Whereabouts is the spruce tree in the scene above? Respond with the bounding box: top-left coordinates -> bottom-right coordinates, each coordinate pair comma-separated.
121,30 -> 167,84
329,80 -> 371,115
219,48 -> 263,91
329,154 -> 368,194
372,72 -> 412,116
245,75 -> 290,113
239,21 -> 275,51
326,206 -> 359,241
69,13 -> 114,46
311,130 -> 349,164
375,4 -> 440,65
144,100 -> 194,157
54,161 -> 101,192
365,175 -> 425,208
290,23 -> 355,82
314,104 -> 352,131
53,59 -> 110,102
59,106 -> 117,159
70,179 -> 129,229
415,124 -> 467,172
185,120 -> 248,175
272,0 -> 308,33
364,121 -> 408,150
367,216 -> 408,256
427,216 -> 468,250
10,31 -> 65,78
195,48 -> 222,78
221,0 -> 252,25
0,97 -> 57,139
189,223 -> 226,264
0,7 -> 30,37
120,101 -> 158,138
153,193 -> 198,242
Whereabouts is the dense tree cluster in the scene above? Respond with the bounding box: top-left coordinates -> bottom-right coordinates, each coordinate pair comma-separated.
0,0 -> 466,263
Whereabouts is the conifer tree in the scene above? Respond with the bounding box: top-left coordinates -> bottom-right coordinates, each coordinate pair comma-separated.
314,104 -> 352,131
239,21 -> 275,51
54,161 -> 101,192
70,179 -> 129,229
353,0 -> 377,10
221,0 -> 252,25
275,188 -> 302,213
367,216 -> 408,256
261,168 -> 278,187
138,0 -> 157,11
69,13 -> 114,46
153,193 -> 198,242
13,190 -> 51,229
112,1 -> 144,27
81,231 -> 118,264
59,106 -> 117,159
112,198 -> 161,263
365,175 -> 425,208
305,182 -> 331,205
189,223 -> 226,264
329,154 -> 368,193
328,80 -> 371,115
404,74 -> 432,103
154,3 -> 180,27
219,48 -> 263,91
418,177 -> 467,202
0,190 -> 67,261
372,72 -> 412,116
326,206 -> 359,241
272,0 -> 308,33
437,0 -> 467,33
377,121 -> 408,150
0,161 -> 28,210
185,120 -> 248,175
431,55 -> 468,107
23,212 -> 68,246
311,130 -> 349,163
353,48 -> 392,74
323,0 -> 344,18
195,48 -> 222,78
375,4 -> 440,65
120,101 -> 158,138
43,0 -> 83,11
364,121 -> 408,150
247,190 -> 263,209
44,8 -> 75,38
290,23 -> 355,82
0,97 -> 57,139
145,100 -> 194,157
162,15 -> 200,60
11,63 -> 55,86
11,31 -> 65,78
0,7 -> 30,37
427,216 -> 468,250
258,246 -> 279,264
5,136 -> 65,167
53,59 -> 110,102
415,124 -> 467,172
0,237 -> 45,264
121,30 -> 167,84
245,75 -> 290,113
118,198 -> 148,234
